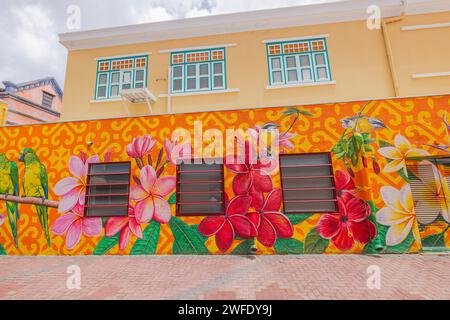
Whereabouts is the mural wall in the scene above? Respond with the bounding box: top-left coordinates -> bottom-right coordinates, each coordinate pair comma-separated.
0,95 -> 449,255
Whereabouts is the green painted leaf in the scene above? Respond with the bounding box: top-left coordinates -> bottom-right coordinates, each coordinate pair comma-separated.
421,231 -> 446,249
287,214 -> 312,225
231,239 -> 254,255
0,242 -> 7,255
304,228 -> 329,254
281,107 -> 313,117
130,220 -> 160,255
168,192 -> 176,205
274,238 -> 303,254
378,140 -> 392,148
190,224 -> 208,242
363,200 -> 388,254
169,216 -> 210,255
93,234 -> 119,255
396,168 -> 409,182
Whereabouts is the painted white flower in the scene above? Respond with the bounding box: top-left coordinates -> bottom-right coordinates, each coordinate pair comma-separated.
378,134 -> 429,176
376,185 -> 421,246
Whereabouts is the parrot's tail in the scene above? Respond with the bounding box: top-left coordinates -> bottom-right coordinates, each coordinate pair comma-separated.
6,201 -> 19,248
36,205 -> 51,247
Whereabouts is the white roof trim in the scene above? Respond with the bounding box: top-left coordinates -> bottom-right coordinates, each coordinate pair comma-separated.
263,34 -> 329,44
159,43 -> 237,54
159,88 -> 240,97
95,52 -> 151,61
59,0 -> 450,51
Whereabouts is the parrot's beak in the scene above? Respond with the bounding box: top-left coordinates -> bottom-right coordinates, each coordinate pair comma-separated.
18,154 -> 24,162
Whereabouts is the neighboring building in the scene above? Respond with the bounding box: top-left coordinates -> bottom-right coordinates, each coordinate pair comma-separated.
0,0 -> 449,256
59,0 -> 450,120
0,77 -> 62,125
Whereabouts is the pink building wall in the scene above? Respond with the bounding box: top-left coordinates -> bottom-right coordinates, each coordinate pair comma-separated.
0,78 -> 62,125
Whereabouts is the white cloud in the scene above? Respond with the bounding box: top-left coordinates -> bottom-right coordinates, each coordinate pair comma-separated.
130,6 -> 174,24
0,0 -> 340,88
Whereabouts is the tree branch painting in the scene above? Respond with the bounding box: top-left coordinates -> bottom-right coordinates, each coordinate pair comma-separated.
0,194 -> 58,208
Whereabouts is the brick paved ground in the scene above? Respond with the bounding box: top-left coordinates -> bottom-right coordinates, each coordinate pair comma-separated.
0,254 -> 448,300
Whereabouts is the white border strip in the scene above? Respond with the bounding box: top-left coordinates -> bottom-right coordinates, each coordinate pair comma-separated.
159,88 -> 240,97
10,92 -> 450,127
262,34 -> 329,44
159,43 -> 237,53
95,52 -> 152,61
265,81 -> 336,90
411,71 -> 450,79
401,22 -> 450,31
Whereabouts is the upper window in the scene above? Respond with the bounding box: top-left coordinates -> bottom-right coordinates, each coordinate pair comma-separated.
280,153 -> 337,214
42,91 -> 54,108
85,162 -> 131,217
266,38 -> 331,86
170,48 -> 226,94
95,55 -> 148,100
176,159 -> 225,216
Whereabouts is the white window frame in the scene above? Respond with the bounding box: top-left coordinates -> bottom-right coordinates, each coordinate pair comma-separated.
96,72 -> 109,99
268,56 -> 284,85
212,61 -> 225,90
312,52 -> 331,82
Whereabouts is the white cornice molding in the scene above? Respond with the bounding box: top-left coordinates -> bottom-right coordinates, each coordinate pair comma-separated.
95,52 -> 152,61
263,34 -> 329,44
159,43 -> 237,53
59,0 -> 450,51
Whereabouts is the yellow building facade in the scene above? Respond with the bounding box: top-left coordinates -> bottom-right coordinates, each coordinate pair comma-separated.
59,0 -> 450,121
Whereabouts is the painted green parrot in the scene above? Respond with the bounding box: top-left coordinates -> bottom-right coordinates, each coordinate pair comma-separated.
0,153 -> 20,247
19,148 -> 50,246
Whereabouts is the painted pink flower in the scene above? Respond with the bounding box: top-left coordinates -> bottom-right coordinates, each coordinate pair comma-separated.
0,214 -> 4,227
198,195 -> 257,252
53,154 -> 100,213
126,135 -> 156,159
247,189 -> 294,247
52,204 -> 102,250
334,169 -> 357,202
164,138 -> 191,165
317,197 -> 376,251
254,124 -> 297,153
279,132 -> 296,152
131,165 -> 176,224
105,206 -> 143,250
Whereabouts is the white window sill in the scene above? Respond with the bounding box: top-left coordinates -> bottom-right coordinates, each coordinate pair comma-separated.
90,97 -> 122,104
411,71 -> 450,79
265,80 -> 336,90
159,88 -> 240,98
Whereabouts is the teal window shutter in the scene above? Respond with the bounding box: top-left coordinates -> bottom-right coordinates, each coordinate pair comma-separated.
94,55 -> 148,101
266,38 -> 331,86
170,48 -> 226,93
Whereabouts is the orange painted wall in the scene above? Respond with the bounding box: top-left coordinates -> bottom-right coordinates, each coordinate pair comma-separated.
0,94 -> 448,255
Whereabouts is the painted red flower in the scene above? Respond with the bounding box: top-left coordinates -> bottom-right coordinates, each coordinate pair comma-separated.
334,169 -> 357,202
198,195 -> 257,252
317,197 -> 376,251
247,189 -> 294,247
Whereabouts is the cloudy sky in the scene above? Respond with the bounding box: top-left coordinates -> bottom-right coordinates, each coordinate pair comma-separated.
0,0 -> 339,87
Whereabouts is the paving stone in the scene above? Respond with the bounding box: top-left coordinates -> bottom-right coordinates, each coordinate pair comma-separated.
0,255 -> 448,299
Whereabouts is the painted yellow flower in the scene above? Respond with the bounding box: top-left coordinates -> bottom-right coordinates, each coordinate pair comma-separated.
412,160 -> 450,225
378,134 -> 429,175
376,185 -> 421,246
